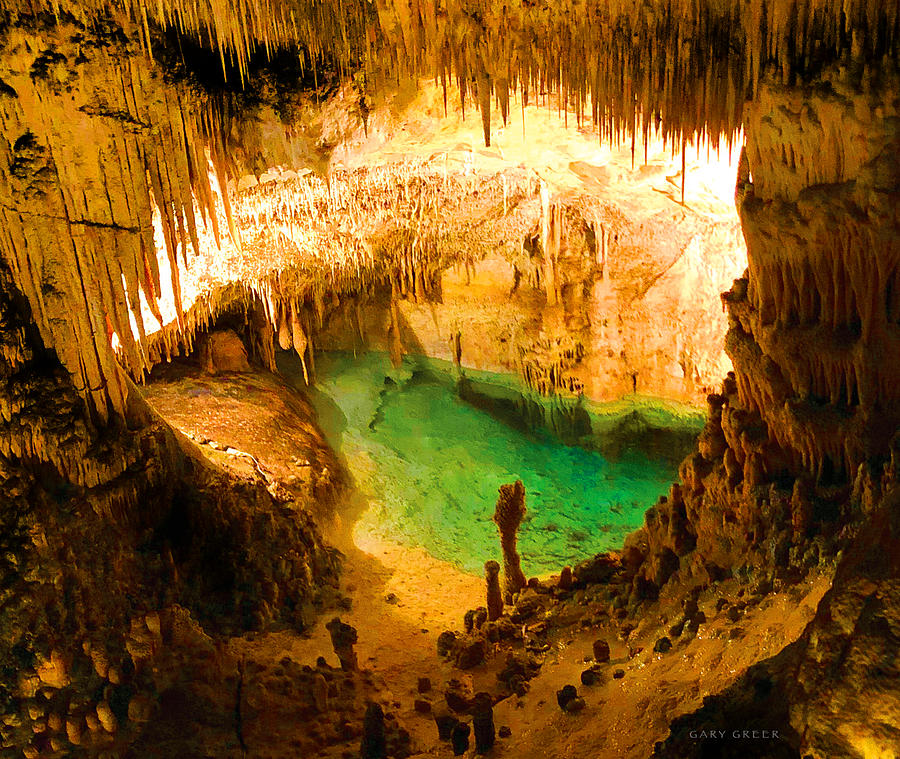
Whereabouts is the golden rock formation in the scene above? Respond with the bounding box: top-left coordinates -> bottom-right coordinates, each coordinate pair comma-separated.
493,479 -> 528,598
0,1 -> 898,757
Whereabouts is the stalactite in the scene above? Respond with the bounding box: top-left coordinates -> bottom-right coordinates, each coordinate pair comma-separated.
291,304 -> 310,385
540,181 -> 558,307
3,0 -> 892,162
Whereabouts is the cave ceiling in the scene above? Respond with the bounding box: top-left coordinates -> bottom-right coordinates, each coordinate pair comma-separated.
0,0 -> 896,423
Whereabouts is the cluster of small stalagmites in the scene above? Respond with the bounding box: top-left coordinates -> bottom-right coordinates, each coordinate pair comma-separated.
1,609 -> 170,757
429,556 -> 627,749
236,648 -> 413,758
429,690 -> 497,756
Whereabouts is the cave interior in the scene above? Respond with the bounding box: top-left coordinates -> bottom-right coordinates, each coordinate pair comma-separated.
0,1 -> 899,758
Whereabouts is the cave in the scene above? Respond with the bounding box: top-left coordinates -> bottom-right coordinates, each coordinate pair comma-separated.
0,2 -> 898,758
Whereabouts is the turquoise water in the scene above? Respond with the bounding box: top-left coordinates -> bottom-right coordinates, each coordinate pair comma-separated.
280,351 -> 702,577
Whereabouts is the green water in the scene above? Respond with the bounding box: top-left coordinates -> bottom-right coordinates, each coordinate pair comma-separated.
280,351 -> 703,577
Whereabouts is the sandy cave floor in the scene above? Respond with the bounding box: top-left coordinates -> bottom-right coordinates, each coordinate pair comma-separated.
142,361 -> 831,759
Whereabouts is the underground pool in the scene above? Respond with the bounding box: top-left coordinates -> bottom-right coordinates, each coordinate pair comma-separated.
281,351 -> 704,577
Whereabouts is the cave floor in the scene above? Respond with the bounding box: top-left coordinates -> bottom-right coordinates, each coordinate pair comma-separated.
142,361 -> 832,758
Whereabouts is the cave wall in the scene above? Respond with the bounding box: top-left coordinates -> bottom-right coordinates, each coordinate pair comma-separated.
0,238 -> 342,755
0,17 -> 228,423
0,20 -> 344,756
622,63 -> 900,583
638,64 -> 900,759
733,69 -> 900,477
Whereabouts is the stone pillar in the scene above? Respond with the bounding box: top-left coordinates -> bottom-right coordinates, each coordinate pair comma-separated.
485,560 -> 503,620
493,480 -> 528,598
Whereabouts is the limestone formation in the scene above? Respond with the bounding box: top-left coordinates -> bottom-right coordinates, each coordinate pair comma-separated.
313,673 -> 329,713
492,480 -> 528,599
325,618 -> 358,672
455,638 -> 486,670
592,639 -> 611,663
360,702 -> 387,759
433,704 -> 459,741
484,560 -> 504,621
556,685 -> 578,711
0,1 -> 898,757
471,692 -> 496,754
450,721 -> 471,756
200,330 -> 251,375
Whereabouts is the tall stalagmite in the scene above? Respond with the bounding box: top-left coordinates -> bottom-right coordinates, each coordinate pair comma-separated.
493,480 -> 528,598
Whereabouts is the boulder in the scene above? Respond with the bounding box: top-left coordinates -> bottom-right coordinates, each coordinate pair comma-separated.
455,638 -> 485,669
200,329 -> 250,374
556,684 -> 578,710
573,553 -> 619,585
592,638 -> 611,663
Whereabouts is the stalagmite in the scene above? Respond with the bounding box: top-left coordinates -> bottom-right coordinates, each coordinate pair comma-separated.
485,560 -> 503,621
493,480 -> 528,599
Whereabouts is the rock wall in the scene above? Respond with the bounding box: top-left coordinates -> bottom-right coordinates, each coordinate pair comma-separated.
733,70 -> 900,478
640,66 -> 900,759
619,64 -> 900,586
